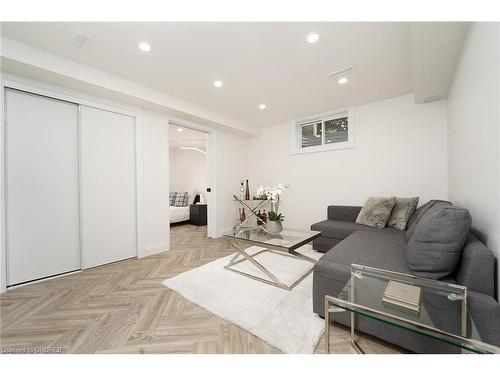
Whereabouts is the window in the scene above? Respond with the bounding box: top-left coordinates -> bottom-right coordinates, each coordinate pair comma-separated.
291,108 -> 354,154
300,120 -> 322,148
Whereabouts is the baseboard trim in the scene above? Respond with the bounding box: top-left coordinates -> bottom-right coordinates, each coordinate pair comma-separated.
7,269 -> 82,290
142,242 -> 168,257
216,227 -> 233,238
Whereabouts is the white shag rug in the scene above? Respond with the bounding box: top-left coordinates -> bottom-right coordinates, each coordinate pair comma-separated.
162,245 -> 324,354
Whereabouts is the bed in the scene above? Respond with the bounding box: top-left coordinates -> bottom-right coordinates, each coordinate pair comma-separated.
169,192 -> 200,224
170,206 -> 190,224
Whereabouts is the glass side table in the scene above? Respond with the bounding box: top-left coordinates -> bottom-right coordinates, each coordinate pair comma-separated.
325,264 -> 500,354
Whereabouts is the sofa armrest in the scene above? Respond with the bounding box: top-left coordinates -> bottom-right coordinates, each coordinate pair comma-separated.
468,291 -> 500,347
327,205 -> 362,222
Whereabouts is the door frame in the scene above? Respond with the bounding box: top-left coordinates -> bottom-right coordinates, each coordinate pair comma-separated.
168,118 -> 217,238
0,73 -> 145,292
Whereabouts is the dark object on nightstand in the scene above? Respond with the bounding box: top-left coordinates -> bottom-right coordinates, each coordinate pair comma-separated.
190,204 -> 207,226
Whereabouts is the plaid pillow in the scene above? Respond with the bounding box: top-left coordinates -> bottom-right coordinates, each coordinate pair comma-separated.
173,192 -> 189,207
169,192 -> 177,206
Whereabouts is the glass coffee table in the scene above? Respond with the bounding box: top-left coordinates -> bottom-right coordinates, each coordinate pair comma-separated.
325,264 -> 500,354
223,227 -> 321,290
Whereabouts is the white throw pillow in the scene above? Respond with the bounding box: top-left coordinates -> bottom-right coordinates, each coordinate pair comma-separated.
187,189 -> 197,205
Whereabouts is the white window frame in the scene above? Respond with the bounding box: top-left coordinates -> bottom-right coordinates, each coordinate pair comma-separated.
290,107 -> 354,155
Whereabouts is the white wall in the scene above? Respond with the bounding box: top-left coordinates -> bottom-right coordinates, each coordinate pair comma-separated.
249,94 -> 448,230
142,111 -> 170,256
215,130 -> 250,234
447,23 -> 500,295
169,147 -> 208,196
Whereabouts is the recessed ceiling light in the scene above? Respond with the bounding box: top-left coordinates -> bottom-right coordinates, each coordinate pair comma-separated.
177,127 -> 184,132
138,42 -> 151,52
338,77 -> 348,85
258,104 -> 267,110
180,146 -> 207,154
213,80 -> 223,88
307,33 -> 319,44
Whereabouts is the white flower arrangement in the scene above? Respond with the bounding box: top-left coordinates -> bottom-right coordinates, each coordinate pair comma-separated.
253,183 -> 288,214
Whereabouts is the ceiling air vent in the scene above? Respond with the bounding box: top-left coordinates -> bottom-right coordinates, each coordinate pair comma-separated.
328,66 -> 353,79
424,95 -> 442,103
72,31 -> 91,50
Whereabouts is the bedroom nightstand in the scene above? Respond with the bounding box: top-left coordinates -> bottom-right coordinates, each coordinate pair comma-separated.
190,204 -> 207,226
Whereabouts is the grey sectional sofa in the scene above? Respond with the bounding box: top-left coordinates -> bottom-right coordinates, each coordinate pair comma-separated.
310,200 -> 500,353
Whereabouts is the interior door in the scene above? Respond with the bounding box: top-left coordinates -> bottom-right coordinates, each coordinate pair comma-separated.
80,106 -> 137,268
5,89 -> 80,285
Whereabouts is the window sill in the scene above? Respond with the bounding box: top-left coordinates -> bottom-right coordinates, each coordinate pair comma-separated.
290,141 -> 354,155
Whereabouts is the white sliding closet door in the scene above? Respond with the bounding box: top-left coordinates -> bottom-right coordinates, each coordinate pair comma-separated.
5,89 -> 80,285
80,106 -> 137,268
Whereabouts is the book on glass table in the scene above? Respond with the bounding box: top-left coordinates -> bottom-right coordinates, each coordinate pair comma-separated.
382,280 -> 422,316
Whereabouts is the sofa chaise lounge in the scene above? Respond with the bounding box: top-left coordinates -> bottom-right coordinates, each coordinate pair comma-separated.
311,200 -> 500,353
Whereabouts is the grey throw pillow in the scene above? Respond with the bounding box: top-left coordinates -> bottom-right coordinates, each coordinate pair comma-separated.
406,200 -> 452,241
356,196 -> 396,228
387,197 -> 419,230
406,206 -> 471,279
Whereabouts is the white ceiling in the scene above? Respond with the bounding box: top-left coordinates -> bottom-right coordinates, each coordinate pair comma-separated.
410,22 -> 469,103
169,124 -> 207,150
1,22 -> 468,129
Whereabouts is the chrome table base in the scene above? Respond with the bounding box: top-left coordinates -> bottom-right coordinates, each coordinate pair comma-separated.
224,240 -> 317,291
324,301 -> 365,354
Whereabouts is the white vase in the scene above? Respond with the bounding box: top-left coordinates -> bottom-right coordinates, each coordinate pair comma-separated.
267,220 -> 283,234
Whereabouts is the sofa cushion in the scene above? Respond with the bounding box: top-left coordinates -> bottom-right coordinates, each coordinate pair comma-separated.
312,236 -> 342,253
455,233 -> 495,297
406,206 -> 472,279
467,291 -> 500,346
406,200 -> 451,241
310,219 -> 401,240
327,206 -> 362,221
319,231 -> 410,275
356,196 -> 396,228
387,197 -> 419,230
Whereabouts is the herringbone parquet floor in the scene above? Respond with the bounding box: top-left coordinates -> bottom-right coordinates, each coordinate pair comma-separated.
0,224 -> 404,354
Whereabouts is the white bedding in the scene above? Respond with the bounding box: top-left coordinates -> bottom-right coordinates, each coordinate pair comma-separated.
170,205 -> 190,223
